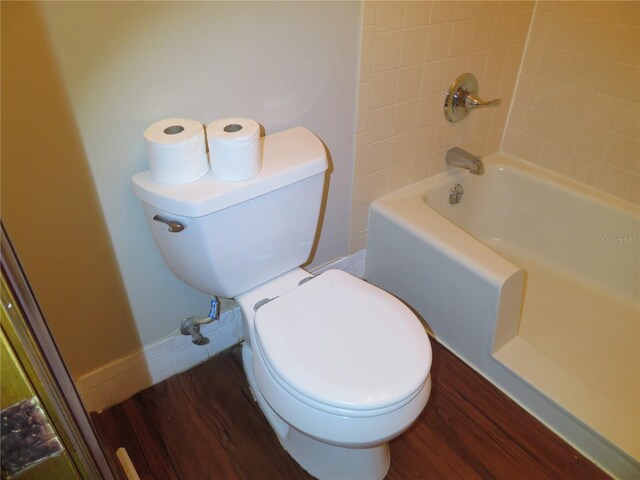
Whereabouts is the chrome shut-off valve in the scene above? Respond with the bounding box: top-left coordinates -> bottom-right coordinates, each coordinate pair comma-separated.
180,295 -> 221,345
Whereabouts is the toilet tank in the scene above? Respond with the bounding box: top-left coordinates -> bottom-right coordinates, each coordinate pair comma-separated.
132,127 -> 328,298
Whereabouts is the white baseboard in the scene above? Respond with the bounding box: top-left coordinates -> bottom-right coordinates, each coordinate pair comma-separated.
77,249 -> 368,413
76,306 -> 243,413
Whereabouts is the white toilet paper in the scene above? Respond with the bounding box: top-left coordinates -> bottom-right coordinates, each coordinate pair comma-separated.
144,118 -> 209,184
206,118 -> 261,182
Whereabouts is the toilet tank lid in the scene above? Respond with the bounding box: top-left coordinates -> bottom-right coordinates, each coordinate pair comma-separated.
131,126 -> 328,218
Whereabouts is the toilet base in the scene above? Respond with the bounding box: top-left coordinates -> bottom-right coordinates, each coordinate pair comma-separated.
241,343 -> 391,480
285,426 -> 390,480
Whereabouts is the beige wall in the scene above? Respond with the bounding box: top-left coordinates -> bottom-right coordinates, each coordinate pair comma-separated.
2,2 -> 359,377
1,2 -> 140,376
350,1 -> 534,253
502,1 -> 639,204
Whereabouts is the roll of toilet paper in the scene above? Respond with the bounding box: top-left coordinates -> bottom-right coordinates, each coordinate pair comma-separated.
206,118 -> 261,182
144,118 -> 209,184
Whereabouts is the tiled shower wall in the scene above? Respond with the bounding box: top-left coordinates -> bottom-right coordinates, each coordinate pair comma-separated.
350,1 -> 534,253
502,1 -> 640,205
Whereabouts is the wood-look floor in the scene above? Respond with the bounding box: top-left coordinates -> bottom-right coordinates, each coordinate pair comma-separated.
92,338 -> 610,480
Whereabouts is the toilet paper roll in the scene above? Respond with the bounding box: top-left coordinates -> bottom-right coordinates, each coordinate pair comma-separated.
144,118 -> 209,184
206,118 -> 261,182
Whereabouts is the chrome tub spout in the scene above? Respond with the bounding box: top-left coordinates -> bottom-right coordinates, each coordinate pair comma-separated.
446,147 -> 484,175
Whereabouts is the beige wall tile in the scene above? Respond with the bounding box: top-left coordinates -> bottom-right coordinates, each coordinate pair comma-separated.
367,104 -> 395,142
604,134 -> 640,172
352,0 -> 537,249
372,30 -> 403,72
536,47 -> 571,81
417,93 -> 442,128
434,121 -> 457,151
351,176 -> 364,215
454,1 -> 478,21
467,50 -> 488,80
365,138 -> 392,175
387,161 -> 413,190
605,23 -> 639,65
596,164 -> 632,196
449,19 -> 475,57
498,73 -> 518,102
390,131 -> 415,165
475,1 -> 498,19
413,126 -> 436,158
471,15 -> 496,53
491,13 -> 514,48
370,70 -> 398,108
425,22 -> 452,61
404,1 -> 432,28
530,78 -> 559,111
485,47 -> 508,79
516,133 -> 544,163
510,10 -> 533,45
356,82 -> 370,134
353,133 -> 367,179
502,1 -> 639,204
359,26 -> 375,83
546,114 -> 580,150
504,44 -> 525,75
563,54 -> 600,91
574,124 -> 611,161
393,99 -> 420,134
429,1 -> 456,24
421,59 -> 447,95
521,42 -> 542,74
553,87 -> 587,121
593,61 -> 637,101
362,0 -> 376,26
523,107 -> 551,139
348,215 -> 368,253
583,94 -> 620,130
615,102 -> 640,140
502,128 -> 520,154
428,149 -> 447,176
374,1 -> 406,32
363,169 -> 389,203
400,27 -> 428,66
507,104 -> 526,132
624,179 -> 640,204
396,65 -> 423,102
445,55 -> 468,86
410,153 -> 431,179
484,128 -> 503,154
628,70 -> 639,104
567,152 -> 600,186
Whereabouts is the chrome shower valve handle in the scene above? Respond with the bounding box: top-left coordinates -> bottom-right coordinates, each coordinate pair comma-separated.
445,73 -> 501,123
464,92 -> 502,110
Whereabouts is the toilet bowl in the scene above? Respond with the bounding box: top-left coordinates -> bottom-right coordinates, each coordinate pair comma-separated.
236,268 -> 432,480
132,126 -> 432,479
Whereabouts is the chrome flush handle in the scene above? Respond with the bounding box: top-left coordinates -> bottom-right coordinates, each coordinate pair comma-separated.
153,215 -> 185,233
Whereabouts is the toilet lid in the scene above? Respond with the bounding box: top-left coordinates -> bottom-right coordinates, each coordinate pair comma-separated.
254,269 -> 431,412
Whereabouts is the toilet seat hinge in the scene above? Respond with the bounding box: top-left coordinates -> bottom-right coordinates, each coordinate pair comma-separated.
254,297 -> 275,311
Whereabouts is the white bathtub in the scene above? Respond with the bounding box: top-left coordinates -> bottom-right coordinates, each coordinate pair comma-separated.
366,152 -> 640,479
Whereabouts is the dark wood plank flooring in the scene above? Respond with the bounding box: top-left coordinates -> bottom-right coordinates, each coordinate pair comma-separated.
91,338 -> 609,479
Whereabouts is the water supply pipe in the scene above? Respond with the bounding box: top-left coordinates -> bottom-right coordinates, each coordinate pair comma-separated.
180,296 -> 220,345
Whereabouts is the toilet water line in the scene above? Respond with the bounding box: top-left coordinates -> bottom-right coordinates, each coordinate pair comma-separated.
180,296 -> 220,345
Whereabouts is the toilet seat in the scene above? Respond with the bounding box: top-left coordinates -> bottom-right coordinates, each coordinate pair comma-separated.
254,269 -> 431,416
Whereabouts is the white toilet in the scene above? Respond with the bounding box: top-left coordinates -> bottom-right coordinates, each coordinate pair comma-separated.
132,126 -> 432,480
